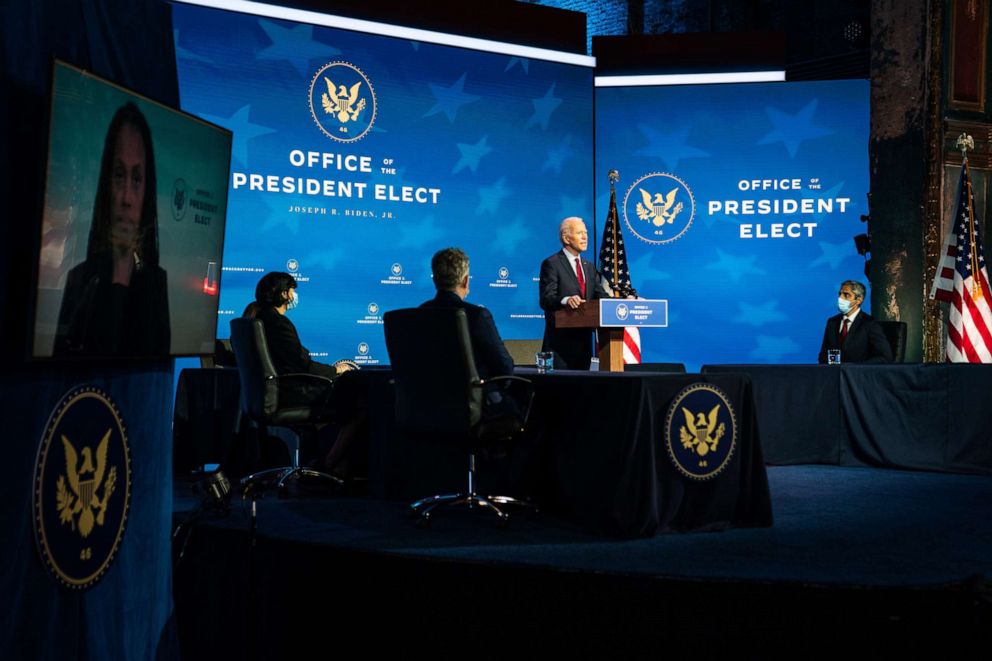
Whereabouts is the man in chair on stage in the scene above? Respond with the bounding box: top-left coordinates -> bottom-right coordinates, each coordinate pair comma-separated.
421,247 -> 514,380
817,279 -> 893,364
539,217 -> 608,369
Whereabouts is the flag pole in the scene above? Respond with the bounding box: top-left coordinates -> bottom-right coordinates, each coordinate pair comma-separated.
608,169 -> 620,298
957,133 -> 983,300
936,132 -> 991,362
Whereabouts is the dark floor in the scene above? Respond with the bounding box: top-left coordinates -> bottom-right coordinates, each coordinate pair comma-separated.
172,465 -> 992,657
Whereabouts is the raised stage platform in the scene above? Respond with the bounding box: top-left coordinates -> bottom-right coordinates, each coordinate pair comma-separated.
173,465 -> 992,657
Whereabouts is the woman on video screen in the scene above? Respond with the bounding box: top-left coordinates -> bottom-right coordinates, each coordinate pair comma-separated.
54,102 -> 170,357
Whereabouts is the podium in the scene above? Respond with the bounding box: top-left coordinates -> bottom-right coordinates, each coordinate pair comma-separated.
554,304 -> 625,372
554,298 -> 668,372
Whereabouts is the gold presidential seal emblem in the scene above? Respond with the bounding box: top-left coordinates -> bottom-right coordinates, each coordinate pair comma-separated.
664,383 -> 737,480
308,61 -> 377,143
622,172 -> 695,245
33,386 -> 131,589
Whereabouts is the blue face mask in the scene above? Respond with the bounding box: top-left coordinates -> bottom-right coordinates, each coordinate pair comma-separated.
837,297 -> 852,314
286,289 -> 299,311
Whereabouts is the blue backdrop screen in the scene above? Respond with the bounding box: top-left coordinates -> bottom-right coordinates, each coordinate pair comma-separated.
595,80 -> 870,370
173,4 -> 593,365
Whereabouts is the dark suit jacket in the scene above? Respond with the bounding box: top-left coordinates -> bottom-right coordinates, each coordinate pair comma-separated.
54,255 -> 170,357
420,290 -> 513,380
817,311 -> 893,364
255,305 -> 338,380
539,250 -> 608,370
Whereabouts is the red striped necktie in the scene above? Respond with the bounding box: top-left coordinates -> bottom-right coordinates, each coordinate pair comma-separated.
839,317 -> 849,344
575,257 -> 586,297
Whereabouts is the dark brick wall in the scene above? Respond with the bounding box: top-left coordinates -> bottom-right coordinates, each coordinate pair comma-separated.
517,0 -> 628,53
869,0 -> 931,361
520,0 -> 865,77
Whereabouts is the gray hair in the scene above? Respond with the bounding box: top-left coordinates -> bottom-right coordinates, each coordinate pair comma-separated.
559,216 -> 584,245
431,247 -> 469,290
841,280 -> 866,301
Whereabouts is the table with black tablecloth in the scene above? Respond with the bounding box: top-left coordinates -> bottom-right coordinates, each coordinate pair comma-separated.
368,368 -> 773,537
701,364 -> 992,474
173,367 -> 242,473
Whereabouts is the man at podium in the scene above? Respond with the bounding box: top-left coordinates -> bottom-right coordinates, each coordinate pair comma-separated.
539,217 -> 607,369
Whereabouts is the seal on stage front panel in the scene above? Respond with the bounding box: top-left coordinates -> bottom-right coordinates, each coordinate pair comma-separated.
664,382 -> 737,480
33,385 -> 131,589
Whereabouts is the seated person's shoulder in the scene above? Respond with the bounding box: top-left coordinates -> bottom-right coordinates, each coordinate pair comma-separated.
255,305 -> 284,326
458,299 -> 491,321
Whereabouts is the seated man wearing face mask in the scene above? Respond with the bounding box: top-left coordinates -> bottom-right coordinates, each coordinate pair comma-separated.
817,279 -> 893,364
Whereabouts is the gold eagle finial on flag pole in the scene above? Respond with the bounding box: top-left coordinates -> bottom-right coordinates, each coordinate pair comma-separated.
956,133 -> 975,158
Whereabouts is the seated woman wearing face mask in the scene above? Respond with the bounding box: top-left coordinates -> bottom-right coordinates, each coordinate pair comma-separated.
244,271 -> 350,382
241,272 -> 364,478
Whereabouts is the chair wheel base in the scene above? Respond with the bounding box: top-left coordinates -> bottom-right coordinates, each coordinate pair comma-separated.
410,492 -> 533,528
240,465 -> 343,498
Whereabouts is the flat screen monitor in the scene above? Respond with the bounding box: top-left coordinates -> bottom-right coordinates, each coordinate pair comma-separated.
32,60 -> 233,359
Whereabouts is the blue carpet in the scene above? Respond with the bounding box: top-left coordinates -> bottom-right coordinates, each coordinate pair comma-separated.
177,465 -> 992,588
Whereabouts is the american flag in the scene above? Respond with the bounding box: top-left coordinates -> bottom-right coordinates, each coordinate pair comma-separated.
930,159 -> 992,362
598,172 -> 641,364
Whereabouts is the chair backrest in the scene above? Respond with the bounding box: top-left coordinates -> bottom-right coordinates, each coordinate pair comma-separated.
503,339 -> 543,366
879,320 -> 907,363
383,307 -> 482,436
229,317 -> 280,420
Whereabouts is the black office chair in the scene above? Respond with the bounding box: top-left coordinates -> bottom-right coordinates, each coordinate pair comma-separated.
229,317 -> 342,495
383,307 -> 535,527
878,320 -> 907,363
